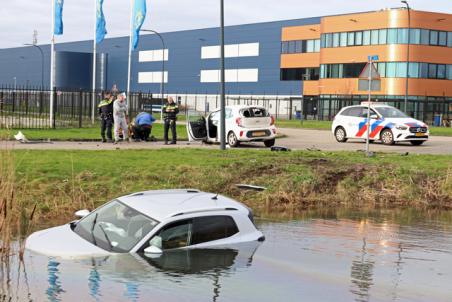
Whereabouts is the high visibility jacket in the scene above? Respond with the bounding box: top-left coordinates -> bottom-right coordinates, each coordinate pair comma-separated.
98,98 -> 114,118
162,103 -> 179,120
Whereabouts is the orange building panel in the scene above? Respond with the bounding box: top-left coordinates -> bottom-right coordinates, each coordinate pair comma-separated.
281,53 -> 320,68
282,24 -> 320,41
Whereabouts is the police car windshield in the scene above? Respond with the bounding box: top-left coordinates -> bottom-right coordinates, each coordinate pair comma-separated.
374,107 -> 408,118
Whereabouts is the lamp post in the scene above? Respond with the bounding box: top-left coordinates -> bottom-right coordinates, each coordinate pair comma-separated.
401,0 -> 411,114
141,29 -> 166,121
219,0 -> 226,150
24,43 -> 44,88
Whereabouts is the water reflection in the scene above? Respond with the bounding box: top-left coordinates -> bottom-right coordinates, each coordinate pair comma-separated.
46,258 -> 64,302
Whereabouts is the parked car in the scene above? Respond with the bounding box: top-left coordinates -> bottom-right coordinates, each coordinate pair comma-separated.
186,106 -> 277,147
26,189 -> 264,258
332,103 -> 429,145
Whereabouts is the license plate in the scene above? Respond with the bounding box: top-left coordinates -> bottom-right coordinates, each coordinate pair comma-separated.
252,131 -> 266,137
415,132 -> 425,137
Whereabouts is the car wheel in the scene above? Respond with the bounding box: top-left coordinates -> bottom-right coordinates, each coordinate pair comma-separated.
264,139 -> 275,148
380,129 -> 395,145
410,141 -> 425,146
227,131 -> 240,147
334,127 -> 348,143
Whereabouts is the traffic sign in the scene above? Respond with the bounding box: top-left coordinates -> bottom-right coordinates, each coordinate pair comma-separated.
359,62 -> 380,80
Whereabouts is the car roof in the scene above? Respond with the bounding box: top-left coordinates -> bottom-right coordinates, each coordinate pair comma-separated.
117,189 -> 249,221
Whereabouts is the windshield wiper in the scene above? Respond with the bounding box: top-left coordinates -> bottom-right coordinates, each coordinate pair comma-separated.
91,213 -> 99,246
98,223 -> 114,251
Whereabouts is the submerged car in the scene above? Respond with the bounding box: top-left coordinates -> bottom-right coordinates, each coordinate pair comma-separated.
332,103 -> 429,145
187,105 -> 277,147
26,189 -> 264,258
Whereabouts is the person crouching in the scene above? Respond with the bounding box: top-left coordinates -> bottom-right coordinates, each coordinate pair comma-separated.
113,92 -> 129,144
131,112 -> 156,142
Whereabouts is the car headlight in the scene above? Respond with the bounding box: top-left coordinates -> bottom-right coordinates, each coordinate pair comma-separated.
395,125 -> 408,130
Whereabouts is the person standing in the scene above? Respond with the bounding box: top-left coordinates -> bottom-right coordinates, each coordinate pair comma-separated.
98,91 -> 114,143
113,92 -> 129,144
162,97 -> 179,144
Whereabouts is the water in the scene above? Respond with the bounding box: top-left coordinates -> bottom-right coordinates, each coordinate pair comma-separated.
2,210 -> 452,301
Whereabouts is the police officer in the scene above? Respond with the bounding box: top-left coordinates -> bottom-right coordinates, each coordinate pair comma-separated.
163,96 -> 179,144
98,91 -> 114,143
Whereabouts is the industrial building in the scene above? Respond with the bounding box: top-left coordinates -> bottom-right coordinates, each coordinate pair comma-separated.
0,8 -> 450,123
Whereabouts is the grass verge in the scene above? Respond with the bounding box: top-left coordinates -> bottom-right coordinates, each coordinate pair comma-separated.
9,149 -> 452,225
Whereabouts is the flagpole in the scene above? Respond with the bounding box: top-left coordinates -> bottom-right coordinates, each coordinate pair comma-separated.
126,0 -> 134,98
50,0 -> 55,128
91,0 -> 97,124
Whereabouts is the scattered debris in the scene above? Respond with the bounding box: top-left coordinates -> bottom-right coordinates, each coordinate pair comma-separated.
400,152 -> 409,156
14,131 -> 29,143
236,184 -> 267,191
307,145 -> 321,151
270,146 -> 291,152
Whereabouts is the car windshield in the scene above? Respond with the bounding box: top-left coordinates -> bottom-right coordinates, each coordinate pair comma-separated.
73,200 -> 159,253
374,107 -> 408,118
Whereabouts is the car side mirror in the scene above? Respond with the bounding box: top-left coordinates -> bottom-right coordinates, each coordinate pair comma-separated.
370,114 -> 378,120
144,245 -> 163,255
75,209 -> 90,218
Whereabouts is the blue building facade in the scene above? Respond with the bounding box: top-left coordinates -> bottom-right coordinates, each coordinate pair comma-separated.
0,17 -> 320,95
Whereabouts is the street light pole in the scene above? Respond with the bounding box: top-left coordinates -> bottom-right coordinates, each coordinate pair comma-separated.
401,0 -> 411,114
141,29 -> 166,121
24,43 -> 44,88
219,0 -> 226,150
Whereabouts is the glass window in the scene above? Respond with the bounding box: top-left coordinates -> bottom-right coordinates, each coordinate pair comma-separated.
419,63 -> 429,78
333,33 -> 340,47
374,107 -> 408,118
420,29 -> 430,45
295,40 -> 302,53
408,62 -> 419,78
371,29 -> 379,45
281,42 -> 289,54
437,64 -> 446,79
396,62 -> 407,78
378,29 -> 387,44
377,62 -> 386,77
438,31 -> 447,46
363,30 -> 371,45
191,216 -> 239,245
428,64 -> 437,78
397,28 -> 409,44
386,62 -> 396,77
325,33 -> 333,48
301,40 -> 307,53
320,34 -> 326,48
151,219 -> 192,250
409,29 -> 421,44
288,41 -> 296,53
306,40 -> 314,53
448,32 -> 452,47
447,65 -> 452,80
430,30 -> 439,45
331,64 -> 340,78
387,28 -> 397,44
355,31 -> 363,45
347,32 -> 355,46
340,32 -> 347,47
314,39 -> 321,52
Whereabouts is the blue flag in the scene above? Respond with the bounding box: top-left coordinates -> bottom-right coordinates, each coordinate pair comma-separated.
96,0 -> 107,44
54,0 -> 64,35
132,0 -> 147,50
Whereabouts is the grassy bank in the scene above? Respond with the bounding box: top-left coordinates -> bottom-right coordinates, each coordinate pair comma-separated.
276,119 -> 452,136
9,149 -> 452,224
0,124 -> 188,141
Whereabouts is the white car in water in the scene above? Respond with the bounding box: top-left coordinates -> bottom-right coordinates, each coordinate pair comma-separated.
26,189 -> 264,258
187,106 -> 277,147
332,103 -> 429,145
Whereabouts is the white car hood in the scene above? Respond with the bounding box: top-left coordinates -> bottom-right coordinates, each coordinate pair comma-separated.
383,117 -> 427,127
26,224 -> 111,258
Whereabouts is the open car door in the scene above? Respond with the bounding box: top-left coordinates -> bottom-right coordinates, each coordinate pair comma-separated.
186,110 -> 207,142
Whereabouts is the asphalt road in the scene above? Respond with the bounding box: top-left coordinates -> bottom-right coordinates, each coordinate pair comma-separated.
2,128 -> 452,155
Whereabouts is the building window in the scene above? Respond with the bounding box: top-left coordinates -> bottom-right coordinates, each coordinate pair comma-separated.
428,64 -> 437,78
386,62 -> 396,77
281,41 -> 288,54
363,30 -> 371,45
387,28 -> 397,44
355,31 -> 363,46
371,29 -> 379,45
419,63 -> 429,78
430,30 -> 439,45
325,33 -> 332,48
377,62 -> 386,78
288,41 -> 296,53
314,39 -> 321,52
378,29 -> 387,44
409,29 -> 421,44
280,68 -> 319,81
397,28 -> 409,44
333,32 -> 340,47
396,62 -> 407,78
295,40 -> 302,53
448,32 -> 452,47
438,31 -> 447,46
437,64 -> 446,79
420,29 -> 430,45
340,32 -> 347,47
447,65 -> 452,80
408,62 -> 419,78
306,40 -> 314,53
347,32 -> 355,46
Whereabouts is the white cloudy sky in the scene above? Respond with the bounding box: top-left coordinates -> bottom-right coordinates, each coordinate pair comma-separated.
0,0 -> 450,48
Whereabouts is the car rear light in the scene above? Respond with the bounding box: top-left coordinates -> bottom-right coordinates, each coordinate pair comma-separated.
270,115 -> 275,126
236,117 -> 243,127
240,131 -> 244,137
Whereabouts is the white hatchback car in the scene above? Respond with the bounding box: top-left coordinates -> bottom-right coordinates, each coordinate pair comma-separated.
332,103 -> 429,145
186,106 -> 277,147
26,189 -> 264,258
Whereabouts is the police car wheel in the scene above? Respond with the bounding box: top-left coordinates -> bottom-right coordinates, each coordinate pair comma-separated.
381,129 -> 395,145
334,127 -> 347,143
410,141 -> 425,146
228,131 -> 240,147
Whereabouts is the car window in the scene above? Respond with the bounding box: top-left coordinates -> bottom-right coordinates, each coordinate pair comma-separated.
149,219 -> 193,250
241,108 -> 268,118
374,107 -> 408,118
342,107 -> 362,117
191,216 -> 239,245
225,108 -> 233,119
210,111 -> 220,121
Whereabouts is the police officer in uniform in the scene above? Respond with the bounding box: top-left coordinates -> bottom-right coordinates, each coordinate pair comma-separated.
162,96 -> 179,144
98,91 -> 114,142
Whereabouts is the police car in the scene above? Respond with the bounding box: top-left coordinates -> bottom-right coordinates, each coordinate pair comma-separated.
332,103 -> 429,145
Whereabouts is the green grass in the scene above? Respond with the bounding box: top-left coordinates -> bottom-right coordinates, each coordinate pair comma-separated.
276,119 -> 452,136
0,124 -> 188,141
9,149 -> 452,223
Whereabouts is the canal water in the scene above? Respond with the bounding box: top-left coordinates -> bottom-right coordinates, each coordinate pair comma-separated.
1,209 -> 452,301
